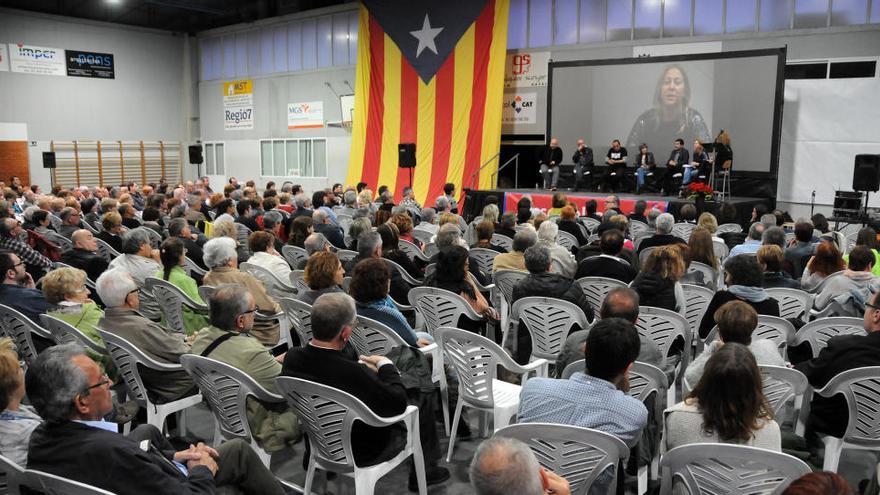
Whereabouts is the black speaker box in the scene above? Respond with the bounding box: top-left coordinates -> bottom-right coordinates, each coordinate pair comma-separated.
398,143 -> 416,168
188,144 -> 204,165
42,152 -> 56,169
853,154 -> 880,192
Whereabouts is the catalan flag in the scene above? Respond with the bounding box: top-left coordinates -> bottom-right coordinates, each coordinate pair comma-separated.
346,0 -> 510,206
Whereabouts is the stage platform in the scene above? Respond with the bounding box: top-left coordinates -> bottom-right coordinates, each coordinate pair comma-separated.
462,188 -> 772,226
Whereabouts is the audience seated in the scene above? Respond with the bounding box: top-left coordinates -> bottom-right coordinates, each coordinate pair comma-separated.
414,207 -> 439,236
0,218 -> 53,274
575,228 -> 638,283
637,212 -> 686,253
536,220 -> 576,278
557,205 -> 588,248
801,241 -> 847,293
119,203 -> 141,230
61,229 -> 109,282
511,245 -> 593,363
495,212 -> 518,239
211,219 -> 250,263
344,231 -> 412,304
203,237 -> 281,345
665,343 -> 780,451
844,227 -> 880,277
688,227 -> 719,271
26,343 -> 286,494
42,267 -> 108,362
0,251 -> 52,322
473,220 -> 507,253
312,208 -> 345,249
697,212 -> 722,242
430,223 -> 490,285
156,238 -> 209,335
378,223 -> 423,279
167,217 -> 207,270
235,199 -> 260,232
699,254 -> 780,339
108,229 -> 161,286
298,251 -> 344,305
814,245 -> 880,312
190,284 -> 300,454
727,222 -> 766,260
390,212 -> 419,247
786,221 -> 817,278
350,258 -> 429,348
759,244 -> 801,289
782,472 -> 855,495
492,228 -> 538,273
425,246 -> 497,333
247,230 -> 291,281
0,337 -> 41,467
57,207 -> 81,238
685,301 -> 784,386
98,211 -> 125,252
470,436 -> 570,495
282,292 -> 449,489
286,216 -> 313,248
631,245 -> 686,313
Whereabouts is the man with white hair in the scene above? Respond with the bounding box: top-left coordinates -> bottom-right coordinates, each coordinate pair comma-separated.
108,229 -> 161,286
414,207 -> 439,235
493,227 -> 538,273
434,195 -> 451,214
636,212 -> 686,254
297,233 -> 331,269
184,194 -> 206,224
95,268 -> 196,402
537,221 -> 576,278
470,436 -> 570,495
399,186 -> 421,210
727,222 -> 767,259
291,194 -> 313,219
312,208 -> 345,249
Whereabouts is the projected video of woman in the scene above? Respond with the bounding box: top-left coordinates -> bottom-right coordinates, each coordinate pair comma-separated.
626,65 -> 711,154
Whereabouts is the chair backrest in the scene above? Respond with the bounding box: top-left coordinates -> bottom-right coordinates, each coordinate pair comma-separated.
680,284 -> 714,344
638,246 -> 658,267
424,263 -> 436,279
469,248 -> 501,275
130,226 -> 161,249
235,223 -> 252,256
822,367 -> 880,449
95,327 -> 171,407
765,288 -> 813,320
712,239 -> 730,261
279,297 -> 313,345
792,317 -> 866,358
561,360 -> 667,405
288,269 -> 310,294
46,232 -> 73,253
382,258 -> 422,286
660,444 -> 811,495
48,214 -> 63,231
574,276 -> 627,316
144,277 -> 204,334
759,365 -> 809,418
350,315 -> 408,356
511,297 -> 590,362
703,315 -> 796,357
493,270 -> 528,307
239,261 -> 297,300
39,314 -> 106,355
407,286 -> 480,335
336,214 -> 353,235
0,452 -> 23,495
281,245 -> 309,269
179,354 -> 281,444
0,304 -> 49,367
182,256 -> 206,278
687,261 -> 717,288
581,217 -> 600,233
20,470 -> 115,495
491,233 -> 513,251
411,228 -> 434,245
275,376 -> 390,473
435,327 -> 508,409
398,239 -> 427,262
672,223 -> 696,241
634,307 -> 690,367
716,223 -> 743,234
556,230 -> 579,251
336,249 -> 358,263
94,238 -> 120,264
423,242 -> 439,258
629,220 -> 649,237
137,285 -> 163,321
495,423 -> 628,495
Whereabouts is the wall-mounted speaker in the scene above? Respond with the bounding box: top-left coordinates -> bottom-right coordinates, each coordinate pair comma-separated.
852,154 -> 880,192
42,152 -> 56,169
188,144 -> 204,165
398,143 -> 416,169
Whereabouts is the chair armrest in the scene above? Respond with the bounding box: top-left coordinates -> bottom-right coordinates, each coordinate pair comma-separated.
417,343 -> 438,355
254,311 -> 284,321
391,299 -> 413,312
495,350 -> 549,378
141,360 -> 185,372
357,404 -> 419,428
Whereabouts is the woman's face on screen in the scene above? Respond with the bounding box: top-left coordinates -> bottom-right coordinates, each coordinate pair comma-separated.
660,68 -> 685,106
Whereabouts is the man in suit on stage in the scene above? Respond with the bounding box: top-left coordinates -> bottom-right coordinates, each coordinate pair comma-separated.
660,138 -> 690,196
536,137 -> 563,191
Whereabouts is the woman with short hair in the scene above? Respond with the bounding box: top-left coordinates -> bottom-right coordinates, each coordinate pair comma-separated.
349,258 -> 428,347
156,237 -> 209,336
758,244 -> 800,289
210,219 -> 250,263
390,213 -> 418,247
286,216 -> 313,249
665,343 -> 780,452
801,241 -> 846,293
472,220 -> 506,253
0,337 -> 41,467
698,254 -> 780,338
299,251 -> 345,305
247,231 -> 291,280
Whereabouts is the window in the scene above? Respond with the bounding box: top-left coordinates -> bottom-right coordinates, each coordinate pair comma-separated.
785,62 -> 827,79
579,0 -> 607,43
203,142 -> 225,175
726,0 -> 757,32
694,0 -> 724,35
761,0 -> 794,31
829,60 -> 877,78
634,0 -> 662,39
664,0 -> 692,37
606,0 -> 634,41
555,0 -> 580,45
529,0 -> 553,47
795,0 -> 830,28
259,138 -> 327,177
508,0 -> 529,48
831,0 -> 868,25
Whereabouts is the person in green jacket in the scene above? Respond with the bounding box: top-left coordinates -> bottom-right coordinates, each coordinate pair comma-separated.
843,227 -> 880,278
190,284 -> 300,454
41,267 -> 110,370
156,238 -> 210,336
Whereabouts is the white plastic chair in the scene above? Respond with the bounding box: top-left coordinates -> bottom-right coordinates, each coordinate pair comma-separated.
766,287 -> 813,321
634,307 -> 690,403
716,223 -> 742,234
491,233 -> 513,251
759,365 -> 810,435
382,258 -> 422,286
638,246 -> 658,267
492,270 -> 528,344
436,327 -> 548,462
701,315 -> 796,358
469,248 -> 501,275
94,238 -> 121,264
275,376 -> 427,495
581,217 -> 600,233
96,327 -> 202,434
144,277 -> 208,335
687,261 -> 718,289
240,261 -> 298,299
183,256 -> 206,278
235,223 -> 253,257
281,245 -> 309,269
45,232 -> 73,253
574,276 -> 627,317
495,423 -> 629,495
629,220 -> 649,237
407,287 -> 484,337
39,314 -> 107,356
712,239 -> 730,261
510,297 -> 590,364
399,239 -> 429,262
809,366 -> 880,471
0,453 -> 23,495
279,297 -> 313,347
672,223 -> 696,241
179,355 -> 283,467
423,242 -> 439,258
336,249 -> 359,263
130,226 -> 161,249
288,270 -> 310,295
680,284 -> 714,348
659,444 -> 811,494
790,316 -> 866,359
19,470 -> 115,495
411,228 -> 434,246
0,304 -> 52,367
557,230 -> 579,251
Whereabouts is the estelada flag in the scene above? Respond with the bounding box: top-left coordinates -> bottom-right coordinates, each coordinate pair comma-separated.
346,0 -> 510,206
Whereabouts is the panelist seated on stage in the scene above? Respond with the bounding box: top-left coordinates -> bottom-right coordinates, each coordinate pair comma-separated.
602,139 -> 628,193
684,140 -> 712,186
634,143 -> 657,194
536,138 -> 563,191
660,138 -> 689,196
571,138 -> 594,192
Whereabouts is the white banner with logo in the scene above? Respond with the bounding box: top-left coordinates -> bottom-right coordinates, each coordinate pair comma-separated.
504,51 -> 550,88
502,92 -> 537,124
287,101 -> 324,129
0,45 -> 8,72
222,79 -> 254,130
8,44 -> 66,76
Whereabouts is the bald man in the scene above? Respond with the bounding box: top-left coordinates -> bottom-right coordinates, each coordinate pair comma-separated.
537,137 -> 563,191
60,229 -> 109,283
571,138 -> 594,192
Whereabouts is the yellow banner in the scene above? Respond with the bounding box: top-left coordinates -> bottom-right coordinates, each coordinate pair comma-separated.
223,79 -> 252,97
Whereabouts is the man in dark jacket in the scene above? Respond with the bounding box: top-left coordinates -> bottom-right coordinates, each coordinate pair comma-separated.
637,213 -> 686,254
25,343 -> 286,494
571,138 -> 594,191
60,229 -> 109,282
576,229 -> 638,283
168,218 -> 207,270
234,199 -> 260,232
312,208 -> 346,250
282,292 -> 449,489
536,137 -> 563,190
511,244 -> 594,364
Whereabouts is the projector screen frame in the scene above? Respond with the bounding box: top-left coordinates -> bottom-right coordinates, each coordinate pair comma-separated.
546,47 -> 786,189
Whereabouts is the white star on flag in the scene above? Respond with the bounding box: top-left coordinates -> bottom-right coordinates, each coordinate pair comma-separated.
410,14 -> 443,58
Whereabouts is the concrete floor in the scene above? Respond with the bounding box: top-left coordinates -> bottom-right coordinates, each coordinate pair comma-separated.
181,403 -> 879,495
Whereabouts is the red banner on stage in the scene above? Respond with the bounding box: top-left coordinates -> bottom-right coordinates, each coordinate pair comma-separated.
504,192 -> 668,216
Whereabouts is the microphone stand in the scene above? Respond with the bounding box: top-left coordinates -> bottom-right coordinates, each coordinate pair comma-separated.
810,190 -> 816,217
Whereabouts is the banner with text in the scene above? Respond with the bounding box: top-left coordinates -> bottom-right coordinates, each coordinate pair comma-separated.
0,45 -> 8,72
504,191 -> 668,217
287,101 -> 324,129
66,50 -> 115,78
502,92 -> 537,125
223,79 -> 254,130
8,44 -> 66,76
504,51 -> 550,88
